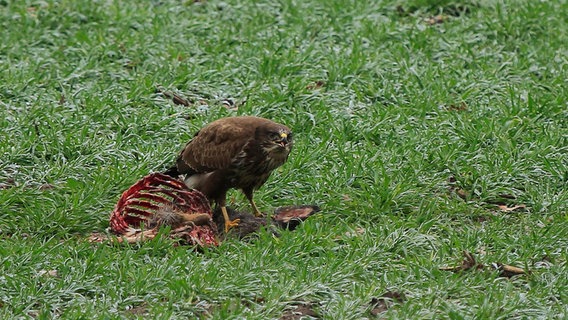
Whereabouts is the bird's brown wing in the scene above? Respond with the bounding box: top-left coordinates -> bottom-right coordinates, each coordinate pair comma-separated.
176,119 -> 254,174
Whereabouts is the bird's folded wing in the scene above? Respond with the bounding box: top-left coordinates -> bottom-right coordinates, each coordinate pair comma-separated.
178,121 -> 252,173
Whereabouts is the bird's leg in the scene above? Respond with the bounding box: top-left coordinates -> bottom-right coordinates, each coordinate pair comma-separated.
250,200 -> 263,217
243,189 -> 263,217
216,196 -> 240,233
221,206 -> 240,233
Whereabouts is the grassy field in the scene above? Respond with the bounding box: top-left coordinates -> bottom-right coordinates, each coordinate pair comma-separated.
1,0 -> 567,318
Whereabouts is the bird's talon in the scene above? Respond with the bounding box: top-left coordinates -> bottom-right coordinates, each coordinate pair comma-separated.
224,218 -> 240,233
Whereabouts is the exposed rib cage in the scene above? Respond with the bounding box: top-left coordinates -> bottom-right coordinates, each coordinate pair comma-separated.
108,173 -> 218,246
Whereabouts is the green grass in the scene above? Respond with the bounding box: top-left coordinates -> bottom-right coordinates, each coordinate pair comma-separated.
1,0 -> 567,318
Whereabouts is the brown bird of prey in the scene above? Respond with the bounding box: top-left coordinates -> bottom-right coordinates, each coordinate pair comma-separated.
164,116 -> 293,232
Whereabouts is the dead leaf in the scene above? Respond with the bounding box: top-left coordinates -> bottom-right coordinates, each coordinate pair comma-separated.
439,251 -> 483,272
306,81 -> 325,90
440,251 -> 527,278
491,263 -> 526,278
496,204 -> 526,213
39,183 -> 55,191
425,15 -> 448,25
125,303 -> 148,316
281,302 -> 318,320
171,94 -> 191,106
445,102 -> 468,111
369,291 -> 405,316
460,251 -> 483,271
156,86 -> 192,106
447,176 -> 470,200
455,188 -> 469,200
88,232 -> 108,243
0,178 -> 16,190
37,269 -> 58,278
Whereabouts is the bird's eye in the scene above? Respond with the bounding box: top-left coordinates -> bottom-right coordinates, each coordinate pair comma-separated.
271,132 -> 281,140
287,133 -> 293,141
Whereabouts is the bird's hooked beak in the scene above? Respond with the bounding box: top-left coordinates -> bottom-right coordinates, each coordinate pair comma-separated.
278,132 -> 289,147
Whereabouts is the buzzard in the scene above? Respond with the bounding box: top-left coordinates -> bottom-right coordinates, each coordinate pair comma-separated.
165,116 -> 293,232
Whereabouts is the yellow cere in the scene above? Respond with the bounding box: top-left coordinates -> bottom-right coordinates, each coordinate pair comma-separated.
280,133 -> 288,139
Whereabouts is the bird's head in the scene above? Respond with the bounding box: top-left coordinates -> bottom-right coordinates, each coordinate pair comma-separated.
258,125 -> 293,155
